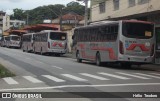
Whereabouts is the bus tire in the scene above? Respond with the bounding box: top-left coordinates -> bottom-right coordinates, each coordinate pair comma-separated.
27,47 -> 29,53
96,52 -> 102,66
34,47 -> 36,54
76,51 -> 82,63
40,48 -> 43,55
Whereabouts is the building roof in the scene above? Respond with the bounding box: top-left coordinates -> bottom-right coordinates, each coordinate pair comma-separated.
62,12 -> 84,21
23,24 -> 60,32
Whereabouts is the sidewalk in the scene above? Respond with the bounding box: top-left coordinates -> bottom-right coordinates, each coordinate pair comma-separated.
63,53 -> 73,58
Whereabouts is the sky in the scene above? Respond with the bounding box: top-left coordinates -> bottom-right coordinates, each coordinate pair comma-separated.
0,0 -> 81,15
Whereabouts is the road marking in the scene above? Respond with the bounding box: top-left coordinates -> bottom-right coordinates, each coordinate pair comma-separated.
23,76 -> 43,83
1,83 -> 160,91
134,73 -> 160,79
42,75 -> 65,82
150,73 -> 160,76
3,77 -> 19,85
99,72 -> 130,80
61,74 -> 87,81
116,72 -> 151,79
80,73 -> 109,80
51,66 -> 63,69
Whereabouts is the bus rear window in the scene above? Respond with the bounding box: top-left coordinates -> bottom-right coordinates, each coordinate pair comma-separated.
12,36 -> 20,41
122,22 -> 154,39
50,32 -> 66,40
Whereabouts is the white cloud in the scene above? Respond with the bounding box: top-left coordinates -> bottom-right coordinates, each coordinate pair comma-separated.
0,0 -> 79,15
5,9 -> 13,15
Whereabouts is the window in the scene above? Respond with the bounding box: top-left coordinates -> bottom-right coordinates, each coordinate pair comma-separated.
122,22 -> 154,39
138,0 -> 149,5
113,0 -> 119,10
99,2 -> 105,13
128,0 -> 135,7
11,36 -> 20,41
50,32 -> 66,40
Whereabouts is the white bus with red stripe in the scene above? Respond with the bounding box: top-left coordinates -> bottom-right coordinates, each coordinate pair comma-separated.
6,35 -> 21,48
22,33 -> 34,52
72,20 -> 155,67
33,30 -> 67,56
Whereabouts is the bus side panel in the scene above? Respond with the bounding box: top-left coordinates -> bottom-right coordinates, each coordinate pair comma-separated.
42,42 -> 48,53
100,41 -> 118,62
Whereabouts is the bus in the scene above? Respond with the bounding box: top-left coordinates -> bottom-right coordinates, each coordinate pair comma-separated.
22,33 -> 34,52
72,20 -> 155,67
5,36 -> 10,48
6,35 -> 21,48
33,30 -> 67,56
1,36 -> 7,47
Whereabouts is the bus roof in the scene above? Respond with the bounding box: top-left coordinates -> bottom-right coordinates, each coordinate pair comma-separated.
122,20 -> 154,24
9,35 -> 19,36
75,20 -> 154,30
23,33 -> 35,36
40,30 -> 66,33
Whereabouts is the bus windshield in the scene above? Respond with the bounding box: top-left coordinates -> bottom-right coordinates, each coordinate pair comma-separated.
122,22 -> 154,39
11,36 -> 20,41
50,32 -> 66,40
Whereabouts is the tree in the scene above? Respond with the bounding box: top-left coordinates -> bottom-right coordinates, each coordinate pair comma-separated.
10,2 -> 86,25
10,8 -> 25,20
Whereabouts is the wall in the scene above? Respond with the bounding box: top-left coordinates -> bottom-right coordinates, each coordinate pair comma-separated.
64,29 -> 74,53
2,15 -> 10,32
91,0 -> 160,22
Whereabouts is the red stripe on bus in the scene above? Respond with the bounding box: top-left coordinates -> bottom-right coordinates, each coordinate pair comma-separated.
91,47 -> 117,60
126,44 -> 150,51
52,42 -> 63,47
78,44 -> 95,59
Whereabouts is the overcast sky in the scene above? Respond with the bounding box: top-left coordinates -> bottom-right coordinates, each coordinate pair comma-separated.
0,0 -> 81,15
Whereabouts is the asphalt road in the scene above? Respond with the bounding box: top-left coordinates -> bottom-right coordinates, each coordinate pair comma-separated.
0,47 -> 160,101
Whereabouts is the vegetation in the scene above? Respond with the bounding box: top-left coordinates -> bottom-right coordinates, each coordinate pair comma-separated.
10,1 -> 86,25
0,64 -> 15,78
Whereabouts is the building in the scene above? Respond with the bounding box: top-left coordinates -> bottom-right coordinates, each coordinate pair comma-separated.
52,12 -> 84,30
0,11 -> 10,36
10,20 -> 26,29
52,12 -> 84,52
90,0 -> 160,63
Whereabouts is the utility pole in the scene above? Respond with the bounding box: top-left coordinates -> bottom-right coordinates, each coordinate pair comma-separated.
26,13 -> 29,25
84,0 -> 88,26
77,0 -> 88,26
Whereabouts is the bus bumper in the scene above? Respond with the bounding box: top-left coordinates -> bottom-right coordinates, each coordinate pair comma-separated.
118,55 -> 154,63
47,49 -> 67,54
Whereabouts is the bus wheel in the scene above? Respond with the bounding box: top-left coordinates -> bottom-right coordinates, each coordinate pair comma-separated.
40,48 -> 43,55
34,47 -> 36,54
76,51 -> 82,63
27,47 -> 29,53
96,53 -> 102,66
